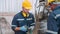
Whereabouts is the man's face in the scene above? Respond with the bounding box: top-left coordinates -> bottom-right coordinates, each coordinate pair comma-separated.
22,7 -> 30,13
50,4 -> 57,10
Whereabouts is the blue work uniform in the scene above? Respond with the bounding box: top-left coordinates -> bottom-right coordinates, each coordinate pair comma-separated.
47,5 -> 60,34
11,11 -> 35,34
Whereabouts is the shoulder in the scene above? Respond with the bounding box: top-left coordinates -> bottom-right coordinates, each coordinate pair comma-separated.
14,11 -> 22,18
29,13 -> 34,16
29,13 -> 35,19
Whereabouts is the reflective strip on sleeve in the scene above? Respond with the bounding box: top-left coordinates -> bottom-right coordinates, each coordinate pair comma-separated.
31,23 -> 35,25
46,30 -> 57,34
11,25 -> 17,27
17,19 -> 24,21
26,18 -> 32,20
55,14 -> 60,19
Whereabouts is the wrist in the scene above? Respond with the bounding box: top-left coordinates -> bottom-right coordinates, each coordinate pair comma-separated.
15,27 -> 20,31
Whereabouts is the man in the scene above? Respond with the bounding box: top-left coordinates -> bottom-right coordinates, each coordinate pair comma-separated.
46,0 -> 60,34
11,0 -> 35,34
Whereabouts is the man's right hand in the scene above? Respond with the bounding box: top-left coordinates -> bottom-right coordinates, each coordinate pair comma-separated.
15,27 -> 20,31
15,26 -> 27,32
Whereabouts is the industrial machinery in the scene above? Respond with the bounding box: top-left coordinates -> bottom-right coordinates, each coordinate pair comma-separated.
34,0 -> 50,34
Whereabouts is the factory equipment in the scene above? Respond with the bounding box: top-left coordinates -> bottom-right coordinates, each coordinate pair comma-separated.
34,0 -> 49,34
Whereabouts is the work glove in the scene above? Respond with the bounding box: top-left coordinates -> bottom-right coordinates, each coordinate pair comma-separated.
28,26 -> 34,31
20,26 -> 27,32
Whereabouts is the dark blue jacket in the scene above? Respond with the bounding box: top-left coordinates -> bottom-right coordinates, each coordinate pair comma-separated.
11,11 -> 35,34
47,5 -> 60,34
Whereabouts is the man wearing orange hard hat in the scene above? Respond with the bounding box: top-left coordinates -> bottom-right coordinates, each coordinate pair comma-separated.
11,0 -> 35,34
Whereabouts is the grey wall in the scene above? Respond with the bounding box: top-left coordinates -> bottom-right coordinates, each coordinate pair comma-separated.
0,0 -> 36,14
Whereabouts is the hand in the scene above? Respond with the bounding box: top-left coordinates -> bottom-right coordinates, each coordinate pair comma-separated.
15,27 -> 20,31
20,26 -> 27,32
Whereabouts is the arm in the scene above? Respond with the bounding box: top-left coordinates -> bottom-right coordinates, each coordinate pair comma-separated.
29,14 -> 35,30
11,15 -> 20,31
47,12 -> 57,34
54,14 -> 60,29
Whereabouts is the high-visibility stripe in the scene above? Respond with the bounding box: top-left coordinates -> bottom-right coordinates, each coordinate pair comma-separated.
46,30 -> 57,34
17,19 -> 24,21
31,23 -> 35,25
26,18 -> 32,20
38,29 -> 57,34
11,25 -> 16,27
55,14 -> 60,19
